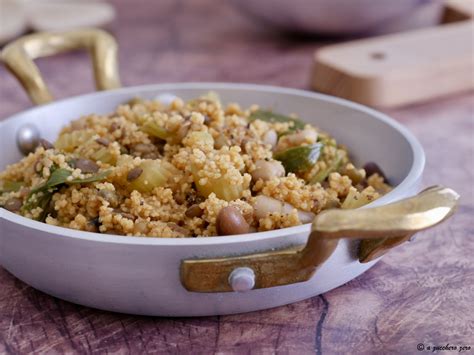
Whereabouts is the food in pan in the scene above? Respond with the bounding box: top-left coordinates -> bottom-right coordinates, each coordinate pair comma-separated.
0,93 -> 391,237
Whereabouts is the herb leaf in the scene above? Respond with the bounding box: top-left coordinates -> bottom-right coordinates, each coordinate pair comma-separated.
23,168 -> 110,221
274,143 -> 323,174
309,150 -> 343,184
31,168 -> 72,194
249,110 -> 306,131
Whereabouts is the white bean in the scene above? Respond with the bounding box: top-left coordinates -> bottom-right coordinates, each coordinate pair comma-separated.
263,129 -> 278,149
253,195 -> 315,223
251,160 -> 285,182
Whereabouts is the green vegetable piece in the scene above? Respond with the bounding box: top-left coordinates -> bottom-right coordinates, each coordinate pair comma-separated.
309,150 -> 343,184
0,180 -> 24,193
31,168 -> 111,194
274,143 -> 322,173
249,110 -> 306,131
23,168 -> 110,221
22,191 -> 54,221
30,168 -> 72,194
142,120 -> 171,140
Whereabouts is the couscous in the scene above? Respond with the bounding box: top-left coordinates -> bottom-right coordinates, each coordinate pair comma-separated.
0,93 -> 391,237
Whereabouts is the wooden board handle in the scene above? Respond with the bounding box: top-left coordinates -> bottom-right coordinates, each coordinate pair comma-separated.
312,21 -> 474,107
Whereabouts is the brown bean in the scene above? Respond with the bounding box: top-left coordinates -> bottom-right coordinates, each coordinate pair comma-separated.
113,209 -> 135,220
95,137 -> 110,146
363,162 -> 388,181
216,206 -> 250,235
127,167 -> 143,182
39,139 -> 54,150
19,187 -> 30,198
99,190 -> 119,206
34,159 -> 43,173
175,121 -> 191,142
72,158 -> 99,173
169,223 -> 190,237
4,198 -> 22,212
142,152 -> 160,160
185,204 -> 203,218
110,122 -> 120,132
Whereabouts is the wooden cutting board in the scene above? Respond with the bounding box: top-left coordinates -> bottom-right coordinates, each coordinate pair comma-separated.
311,0 -> 474,108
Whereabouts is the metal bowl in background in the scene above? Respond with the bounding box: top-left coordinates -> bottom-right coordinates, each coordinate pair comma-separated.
229,0 -> 445,36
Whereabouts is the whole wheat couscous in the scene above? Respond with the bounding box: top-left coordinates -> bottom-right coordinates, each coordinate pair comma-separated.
0,93 -> 391,237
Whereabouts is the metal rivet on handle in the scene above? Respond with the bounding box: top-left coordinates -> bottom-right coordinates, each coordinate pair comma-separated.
228,267 -> 255,292
17,123 -> 40,155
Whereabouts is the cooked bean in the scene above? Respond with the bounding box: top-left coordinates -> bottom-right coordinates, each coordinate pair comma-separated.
113,209 -> 135,220
253,195 -> 315,223
363,162 -> 387,181
99,189 -> 119,206
169,223 -> 190,236
217,206 -> 250,235
34,159 -> 43,173
251,159 -> 285,182
127,167 -> 143,182
185,204 -> 203,218
133,143 -> 155,153
38,139 -> 54,150
72,158 -> 99,173
18,187 -> 30,198
95,137 -> 110,146
214,135 -> 230,149
4,197 -> 22,212
110,122 -> 119,132
175,121 -> 191,142
262,129 -> 278,149
298,210 -> 315,224
287,129 -> 318,145
142,152 -> 161,160
253,195 -> 285,220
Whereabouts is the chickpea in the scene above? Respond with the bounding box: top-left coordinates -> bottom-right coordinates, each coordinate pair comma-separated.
251,159 -> 285,182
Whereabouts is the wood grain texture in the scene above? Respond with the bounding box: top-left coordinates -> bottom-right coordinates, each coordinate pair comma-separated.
0,0 -> 473,353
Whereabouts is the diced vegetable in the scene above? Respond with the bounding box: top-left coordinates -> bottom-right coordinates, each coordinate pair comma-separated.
191,164 -> 244,201
309,150 -> 343,184
21,167 -> 110,221
341,187 -> 378,209
22,190 -> 54,221
90,148 -> 117,165
340,164 -> 366,185
0,180 -> 24,193
55,130 -> 94,152
249,110 -> 306,131
194,174 -> 244,201
141,119 -> 170,140
274,143 -> 322,174
128,160 -> 176,193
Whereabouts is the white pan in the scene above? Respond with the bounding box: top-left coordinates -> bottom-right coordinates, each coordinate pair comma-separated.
0,29 -> 459,316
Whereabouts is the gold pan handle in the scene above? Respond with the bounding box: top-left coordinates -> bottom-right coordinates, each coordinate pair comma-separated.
1,28 -> 121,105
181,186 -> 459,292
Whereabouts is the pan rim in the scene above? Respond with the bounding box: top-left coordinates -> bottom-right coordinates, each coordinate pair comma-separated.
0,82 -> 425,246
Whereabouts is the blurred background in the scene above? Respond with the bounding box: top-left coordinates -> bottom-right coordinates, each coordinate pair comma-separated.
0,0 -> 472,116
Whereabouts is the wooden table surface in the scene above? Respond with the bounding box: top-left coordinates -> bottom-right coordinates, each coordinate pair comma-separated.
0,1 -> 473,354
